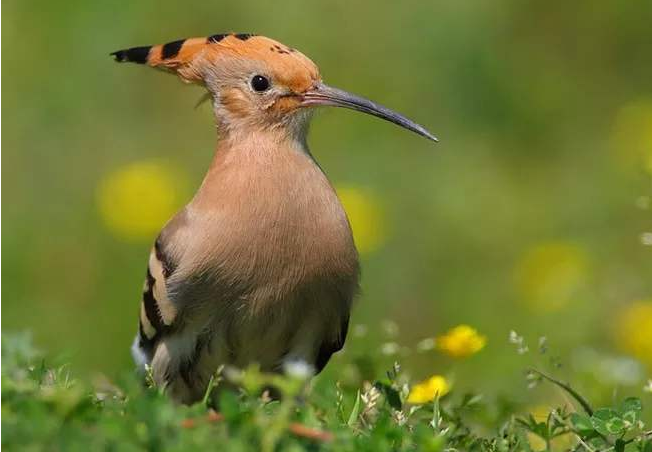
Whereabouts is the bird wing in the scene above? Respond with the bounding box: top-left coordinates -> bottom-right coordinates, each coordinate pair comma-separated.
132,205 -> 203,369
134,232 -> 180,365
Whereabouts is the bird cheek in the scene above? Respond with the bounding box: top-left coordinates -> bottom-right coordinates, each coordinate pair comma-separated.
270,96 -> 302,115
220,88 -> 251,119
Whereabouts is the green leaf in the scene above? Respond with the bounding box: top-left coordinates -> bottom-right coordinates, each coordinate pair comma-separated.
519,414 -> 550,439
534,423 -> 549,439
570,413 -> 595,436
606,416 -> 626,435
347,390 -> 361,427
619,397 -> 642,424
588,436 -> 609,448
641,438 -> 652,452
591,408 -> 620,436
459,393 -> 483,408
218,390 -> 240,421
620,397 -> 642,413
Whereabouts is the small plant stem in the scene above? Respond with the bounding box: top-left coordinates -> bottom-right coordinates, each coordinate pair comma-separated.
201,374 -> 216,406
528,368 -> 594,416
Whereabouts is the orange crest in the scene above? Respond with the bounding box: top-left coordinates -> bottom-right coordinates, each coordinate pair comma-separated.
111,33 -> 321,94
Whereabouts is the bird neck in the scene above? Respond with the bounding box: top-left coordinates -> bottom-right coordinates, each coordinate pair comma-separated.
189,125 -> 320,212
212,100 -> 313,154
218,125 -> 310,157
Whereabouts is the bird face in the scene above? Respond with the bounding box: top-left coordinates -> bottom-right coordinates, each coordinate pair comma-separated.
112,33 -> 437,141
196,37 -> 322,132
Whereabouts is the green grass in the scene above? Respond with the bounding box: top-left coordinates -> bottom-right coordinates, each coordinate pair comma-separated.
2,333 -> 650,451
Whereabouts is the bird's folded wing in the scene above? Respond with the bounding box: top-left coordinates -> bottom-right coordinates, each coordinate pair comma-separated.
136,233 -> 180,361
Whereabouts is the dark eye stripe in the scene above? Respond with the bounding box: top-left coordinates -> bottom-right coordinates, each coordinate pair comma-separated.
161,39 -> 185,60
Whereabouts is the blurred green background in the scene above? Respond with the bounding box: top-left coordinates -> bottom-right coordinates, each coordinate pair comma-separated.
3,0 -> 651,406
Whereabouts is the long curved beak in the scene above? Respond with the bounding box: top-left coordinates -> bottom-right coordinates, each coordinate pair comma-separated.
302,82 -> 438,142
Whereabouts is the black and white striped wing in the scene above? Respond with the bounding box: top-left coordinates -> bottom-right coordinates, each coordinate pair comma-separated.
132,236 -> 179,369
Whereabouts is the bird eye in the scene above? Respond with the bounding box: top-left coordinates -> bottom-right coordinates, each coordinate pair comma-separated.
251,75 -> 270,92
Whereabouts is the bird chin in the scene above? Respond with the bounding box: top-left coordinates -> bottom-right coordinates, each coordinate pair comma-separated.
283,108 -> 314,142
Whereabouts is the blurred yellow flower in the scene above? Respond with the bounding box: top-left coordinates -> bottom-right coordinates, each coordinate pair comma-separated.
336,185 -> 387,255
513,242 -> 588,311
436,324 -> 486,358
615,300 -> 652,368
407,375 -> 450,404
610,100 -> 652,176
97,160 -> 188,241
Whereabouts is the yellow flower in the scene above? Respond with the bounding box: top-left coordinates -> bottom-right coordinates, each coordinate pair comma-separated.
336,185 -> 387,255
97,160 -> 188,241
407,375 -> 450,404
513,242 -> 588,311
436,325 -> 486,358
615,300 -> 652,368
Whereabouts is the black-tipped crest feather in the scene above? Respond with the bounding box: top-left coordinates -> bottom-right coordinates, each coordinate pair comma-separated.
111,46 -> 152,64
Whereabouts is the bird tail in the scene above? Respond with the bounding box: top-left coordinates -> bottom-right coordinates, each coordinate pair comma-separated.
110,33 -> 256,84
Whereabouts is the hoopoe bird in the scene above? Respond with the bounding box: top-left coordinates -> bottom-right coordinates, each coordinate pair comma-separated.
112,33 -> 437,404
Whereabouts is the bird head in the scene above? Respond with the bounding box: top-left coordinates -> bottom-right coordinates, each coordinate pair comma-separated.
112,33 -> 437,142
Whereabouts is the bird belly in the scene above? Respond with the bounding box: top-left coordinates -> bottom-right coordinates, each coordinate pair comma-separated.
161,259 -> 355,403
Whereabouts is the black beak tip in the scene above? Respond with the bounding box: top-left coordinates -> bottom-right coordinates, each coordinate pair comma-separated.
419,129 -> 439,143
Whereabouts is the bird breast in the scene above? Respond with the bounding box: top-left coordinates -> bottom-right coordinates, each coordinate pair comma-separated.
177,137 -> 359,311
